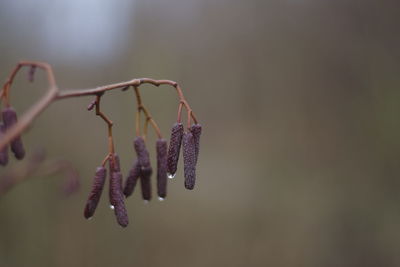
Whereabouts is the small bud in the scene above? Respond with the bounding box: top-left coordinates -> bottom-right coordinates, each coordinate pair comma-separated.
2,107 -> 25,160
87,100 -> 96,111
190,124 -> 202,163
110,171 -> 129,227
140,166 -> 152,201
84,166 -> 106,219
183,132 -> 196,190
0,123 -> 9,166
123,160 -> 141,197
156,139 -> 168,198
167,123 -> 184,176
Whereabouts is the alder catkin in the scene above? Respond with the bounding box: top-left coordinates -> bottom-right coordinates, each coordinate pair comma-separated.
0,124 -> 9,166
84,166 -> 106,219
140,166 -> 152,201
167,123 -> 184,176
190,124 -> 202,163
183,132 -> 196,190
123,160 -> 141,198
134,136 -> 151,168
110,171 -> 129,227
156,139 -> 168,198
2,107 -> 25,160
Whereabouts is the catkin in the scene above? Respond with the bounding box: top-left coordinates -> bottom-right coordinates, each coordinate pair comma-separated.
110,171 -> 129,227
2,107 -> 25,160
167,123 -> 184,176
190,124 -> 202,163
0,124 -> 8,166
123,160 -> 141,197
140,166 -> 152,201
134,137 -> 151,168
156,139 -> 168,198
84,166 -> 107,219
183,132 -> 197,190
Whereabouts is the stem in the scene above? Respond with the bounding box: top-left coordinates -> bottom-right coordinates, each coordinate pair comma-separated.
0,61 -> 198,150
133,86 -> 163,139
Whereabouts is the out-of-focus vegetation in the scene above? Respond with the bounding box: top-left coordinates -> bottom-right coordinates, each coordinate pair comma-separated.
0,0 -> 399,266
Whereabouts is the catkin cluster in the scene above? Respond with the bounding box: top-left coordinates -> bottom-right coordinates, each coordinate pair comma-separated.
84,123 -> 202,227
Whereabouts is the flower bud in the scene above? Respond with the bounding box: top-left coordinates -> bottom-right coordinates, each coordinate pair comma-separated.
167,123 -> 183,176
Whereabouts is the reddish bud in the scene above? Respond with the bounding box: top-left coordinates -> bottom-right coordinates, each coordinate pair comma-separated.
140,166 -> 152,201
167,123 -> 183,176
123,160 -> 141,197
156,139 -> 168,198
0,123 -> 9,166
87,100 -> 96,111
183,132 -> 197,190
190,124 -> 202,163
134,137 -> 151,168
84,166 -> 106,219
110,171 -> 129,227
2,107 -> 25,160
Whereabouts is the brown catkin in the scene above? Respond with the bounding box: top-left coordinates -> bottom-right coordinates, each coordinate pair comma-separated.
190,124 -> 202,164
183,132 -> 196,190
134,136 -> 151,168
140,166 -> 152,201
0,123 -> 9,166
156,139 -> 168,198
110,171 -> 129,227
2,107 -> 25,160
123,160 -> 141,197
167,123 -> 184,176
84,166 -> 106,219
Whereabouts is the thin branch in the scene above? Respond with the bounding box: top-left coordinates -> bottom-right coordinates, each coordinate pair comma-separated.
0,62 -> 198,151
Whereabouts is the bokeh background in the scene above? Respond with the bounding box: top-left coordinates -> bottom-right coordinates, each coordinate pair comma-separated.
0,0 -> 400,266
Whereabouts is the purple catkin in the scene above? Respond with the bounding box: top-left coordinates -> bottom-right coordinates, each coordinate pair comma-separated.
134,136 -> 151,167
156,139 -> 168,198
183,132 -> 197,190
140,166 -> 152,201
190,124 -> 202,164
0,124 -> 9,166
2,107 -> 25,160
110,171 -> 129,227
167,123 -> 184,176
123,160 -> 141,197
84,166 -> 106,219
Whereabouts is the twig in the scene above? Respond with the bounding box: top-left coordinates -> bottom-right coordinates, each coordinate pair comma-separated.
0,61 -> 198,151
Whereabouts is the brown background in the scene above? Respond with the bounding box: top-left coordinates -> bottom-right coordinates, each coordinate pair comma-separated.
0,0 -> 399,266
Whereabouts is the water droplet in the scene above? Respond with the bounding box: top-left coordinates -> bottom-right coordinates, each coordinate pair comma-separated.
168,173 -> 176,179
110,205 -> 115,210
158,197 -> 165,201
143,200 -> 149,204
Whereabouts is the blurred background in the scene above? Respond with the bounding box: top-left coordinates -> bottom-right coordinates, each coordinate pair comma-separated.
0,0 -> 399,266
